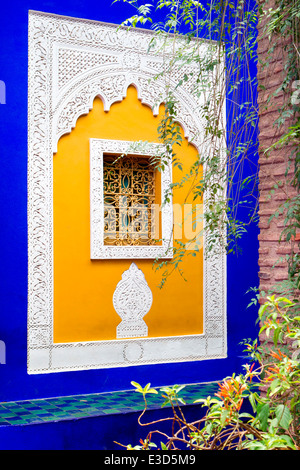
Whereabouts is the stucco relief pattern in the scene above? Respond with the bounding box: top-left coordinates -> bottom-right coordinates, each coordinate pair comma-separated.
113,263 -> 153,339
28,10 -> 227,373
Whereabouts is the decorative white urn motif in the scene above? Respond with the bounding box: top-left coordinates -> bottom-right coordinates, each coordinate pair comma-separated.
27,11 -> 227,374
113,263 -> 153,338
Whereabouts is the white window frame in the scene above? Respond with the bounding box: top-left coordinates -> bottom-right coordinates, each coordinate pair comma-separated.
90,138 -> 173,260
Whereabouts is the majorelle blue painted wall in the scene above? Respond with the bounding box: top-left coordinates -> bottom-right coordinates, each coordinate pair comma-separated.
0,0 -> 259,404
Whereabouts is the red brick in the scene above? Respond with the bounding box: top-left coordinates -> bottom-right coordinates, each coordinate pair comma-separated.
276,245 -> 293,255
274,271 -> 289,281
254,3 -> 298,351
258,208 -> 274,216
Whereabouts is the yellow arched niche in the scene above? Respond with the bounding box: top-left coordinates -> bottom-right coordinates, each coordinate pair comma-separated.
53,86 -> 203,343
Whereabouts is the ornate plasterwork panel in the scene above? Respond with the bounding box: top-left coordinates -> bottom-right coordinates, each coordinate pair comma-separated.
90,139 -> 173,259
113,263 -> 153,339
28,10 -> 227,374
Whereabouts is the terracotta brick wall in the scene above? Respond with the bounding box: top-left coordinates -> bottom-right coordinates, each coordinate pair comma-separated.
257,7 -> 298,296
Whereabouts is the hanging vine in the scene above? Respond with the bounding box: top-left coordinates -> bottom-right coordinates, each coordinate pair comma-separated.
116,0 -> 260,287
112,0 -> 300,451
259,0 -> 300,293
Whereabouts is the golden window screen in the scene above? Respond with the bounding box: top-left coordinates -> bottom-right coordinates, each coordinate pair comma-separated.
103,154 -> 156,246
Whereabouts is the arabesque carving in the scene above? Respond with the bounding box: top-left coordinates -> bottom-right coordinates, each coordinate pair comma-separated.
28,10 -> 227,373
113,263 -> 153,339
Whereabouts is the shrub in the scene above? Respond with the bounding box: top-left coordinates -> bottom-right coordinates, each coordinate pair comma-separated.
118,296 -> 300,450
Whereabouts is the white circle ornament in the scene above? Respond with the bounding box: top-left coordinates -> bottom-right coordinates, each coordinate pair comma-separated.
123,342 -> 144,362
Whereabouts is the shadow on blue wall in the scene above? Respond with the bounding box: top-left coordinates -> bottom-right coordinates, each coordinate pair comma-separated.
0,81 -> 5,104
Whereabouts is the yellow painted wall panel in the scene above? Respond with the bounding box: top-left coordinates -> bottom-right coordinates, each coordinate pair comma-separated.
53,86 -> 203,343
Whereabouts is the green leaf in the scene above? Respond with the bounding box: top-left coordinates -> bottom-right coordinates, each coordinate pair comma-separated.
131,381 -> 143,393
269,378 -> 281,395
258,303 -> 269,318
220,409 -> 230,426
248,392 -> 258,413
131,381 -> 158,395
239,412 -> 255,419
275,404 -> 292,430
273,328 -> 281,347
143,383 -> 158,395
278,435 -> 297,449
257,403 -> 270,431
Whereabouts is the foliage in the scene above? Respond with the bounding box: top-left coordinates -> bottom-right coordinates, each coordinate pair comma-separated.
259,0 -> 300,292
113,0 -> 300,451
114,1 -> 299,287
117,296 -> 300,450
116,0 -> 260,283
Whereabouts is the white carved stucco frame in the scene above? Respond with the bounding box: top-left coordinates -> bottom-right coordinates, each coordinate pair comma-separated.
90,139 -> 173,259
27,10 -> 227,374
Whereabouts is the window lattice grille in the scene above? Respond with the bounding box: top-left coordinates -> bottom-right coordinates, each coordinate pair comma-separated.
103,155 -> 155,245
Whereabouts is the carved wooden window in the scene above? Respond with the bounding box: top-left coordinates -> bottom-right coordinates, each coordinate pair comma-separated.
103,154 -> 156,246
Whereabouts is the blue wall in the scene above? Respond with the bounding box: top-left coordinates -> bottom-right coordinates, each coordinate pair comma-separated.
0,0 -> 259,403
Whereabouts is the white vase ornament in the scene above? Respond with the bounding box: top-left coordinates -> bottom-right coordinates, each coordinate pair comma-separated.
113,263 -> 153,338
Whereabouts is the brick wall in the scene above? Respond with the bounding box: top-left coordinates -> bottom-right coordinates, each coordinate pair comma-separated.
257,7 -> 298,296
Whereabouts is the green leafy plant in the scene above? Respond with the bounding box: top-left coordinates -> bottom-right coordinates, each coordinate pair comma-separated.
113,0 -> 299,286
112,0 -> 300,451
115,0 -> 260,283
117,296 -> 300,450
